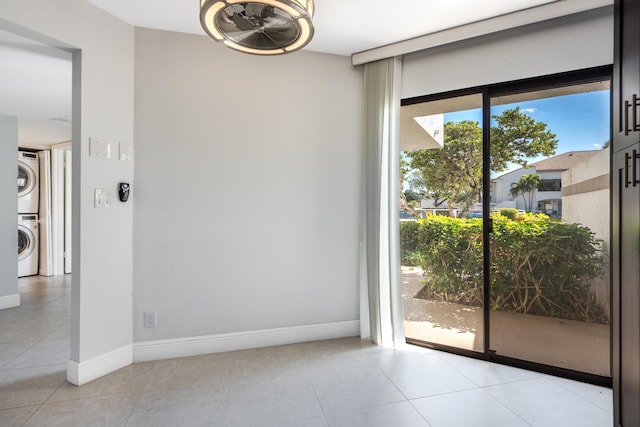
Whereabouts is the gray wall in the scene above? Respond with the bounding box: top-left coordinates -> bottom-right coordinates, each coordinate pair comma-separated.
402,8 -> 613,98
133,28 -> 363,342
0,115 -> 18,301
0,1 -> 135,364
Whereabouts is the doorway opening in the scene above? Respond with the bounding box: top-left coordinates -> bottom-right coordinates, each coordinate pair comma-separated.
1,25 -> 74,374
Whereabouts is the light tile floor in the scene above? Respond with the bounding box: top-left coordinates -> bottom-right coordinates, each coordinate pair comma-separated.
0,275 -> 614,426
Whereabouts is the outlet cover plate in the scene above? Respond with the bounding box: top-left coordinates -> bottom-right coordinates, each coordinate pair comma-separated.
144,311 -> 157,328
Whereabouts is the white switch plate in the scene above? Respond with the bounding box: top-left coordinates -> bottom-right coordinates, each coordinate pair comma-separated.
90,137 -> 111,160
119,143 -> 133,162
94,188 -> 116,208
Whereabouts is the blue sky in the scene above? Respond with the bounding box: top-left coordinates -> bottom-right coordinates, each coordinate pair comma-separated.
443,90 -> 611,156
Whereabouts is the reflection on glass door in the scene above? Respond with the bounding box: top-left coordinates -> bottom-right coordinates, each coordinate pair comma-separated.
400,93 -> 485,352
489,81 -> 611,376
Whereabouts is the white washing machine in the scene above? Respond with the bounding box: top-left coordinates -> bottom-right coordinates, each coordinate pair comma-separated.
18,151 -> 39,214
18,214 -> 39,277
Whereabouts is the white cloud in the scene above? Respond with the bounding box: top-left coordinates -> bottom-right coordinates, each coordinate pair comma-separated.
592,143 -> 601,148
522,107 -> 537,114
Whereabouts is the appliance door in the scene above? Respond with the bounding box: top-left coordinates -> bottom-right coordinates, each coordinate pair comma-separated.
18,161 -> 36,198
18,224 -> 35,261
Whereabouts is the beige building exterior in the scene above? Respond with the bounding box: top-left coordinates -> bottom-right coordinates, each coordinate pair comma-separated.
561,149 -> 610,318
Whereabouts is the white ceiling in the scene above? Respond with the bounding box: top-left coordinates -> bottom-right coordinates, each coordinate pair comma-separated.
0,0 -> 590,146
0,29 -> 72,146
86,0 -> 559,57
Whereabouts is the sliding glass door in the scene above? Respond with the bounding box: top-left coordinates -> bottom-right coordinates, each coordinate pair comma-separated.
400,93 -> 485,352
400,70 -> 612,380
489,80 -> 611,377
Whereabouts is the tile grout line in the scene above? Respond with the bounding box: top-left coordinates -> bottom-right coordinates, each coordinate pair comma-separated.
405,399 -> 435,427
19,370 -> 69,427
0,341 -> 40,371
475,387 -> 535,427
19,404 -> 42,427
368,352 -> 436,426
122,388 -> 145,427
309,382 -> 330,426
548,376 -> 614,415
436,351 -> 548,389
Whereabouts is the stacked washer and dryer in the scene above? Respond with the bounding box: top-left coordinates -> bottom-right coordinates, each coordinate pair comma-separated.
18,151 -> 39,277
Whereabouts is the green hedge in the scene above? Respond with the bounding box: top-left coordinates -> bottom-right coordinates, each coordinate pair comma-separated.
498,208 -> 519,220
400,213 -> 607,323
400,221 -> 421,265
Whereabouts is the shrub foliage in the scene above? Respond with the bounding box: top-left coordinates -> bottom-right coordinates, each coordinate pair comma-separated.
400,221 -> 421,265
400,213 -> 607,323
498,207 -> 519,220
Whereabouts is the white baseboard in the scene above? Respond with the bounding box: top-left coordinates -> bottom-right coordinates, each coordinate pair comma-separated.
133,320 -> 360,363
0,293 -> 20,310
67,344 -> 133,386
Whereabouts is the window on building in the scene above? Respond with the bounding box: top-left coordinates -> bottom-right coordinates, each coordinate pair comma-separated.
539,179 -> 562,191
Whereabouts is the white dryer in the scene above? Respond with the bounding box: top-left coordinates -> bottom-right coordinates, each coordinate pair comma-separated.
18,151 -> 39,214
18,214 -> 39,277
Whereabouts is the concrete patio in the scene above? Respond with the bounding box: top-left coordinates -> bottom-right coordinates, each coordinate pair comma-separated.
401,266 -> 610,377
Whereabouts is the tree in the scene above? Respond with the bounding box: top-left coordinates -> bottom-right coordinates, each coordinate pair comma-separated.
489,107 -> 558,172
405,107 -> 557,214
510,173 -> 542,212
399,156 -> 412,214
406,120 -> 482,215
403,189 -> 422,203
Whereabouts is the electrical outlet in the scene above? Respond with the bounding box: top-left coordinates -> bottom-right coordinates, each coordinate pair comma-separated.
144,311 -> 157,328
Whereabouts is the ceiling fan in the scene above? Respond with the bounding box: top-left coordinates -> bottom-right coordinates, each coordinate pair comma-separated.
200,1 -> 315,55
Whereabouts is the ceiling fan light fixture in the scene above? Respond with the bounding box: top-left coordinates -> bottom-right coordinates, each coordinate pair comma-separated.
200,0 -> 315,55
222,40 -> 285,55
284,17 -> 311,52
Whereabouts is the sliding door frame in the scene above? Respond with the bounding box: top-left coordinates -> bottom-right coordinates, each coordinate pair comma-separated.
402,65 -> 613,387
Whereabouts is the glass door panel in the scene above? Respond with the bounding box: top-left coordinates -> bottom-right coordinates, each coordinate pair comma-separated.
488,81 -> 611,376
400,93 -> 485,352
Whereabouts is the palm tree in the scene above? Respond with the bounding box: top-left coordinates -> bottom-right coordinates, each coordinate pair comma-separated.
510,173 -> 542,212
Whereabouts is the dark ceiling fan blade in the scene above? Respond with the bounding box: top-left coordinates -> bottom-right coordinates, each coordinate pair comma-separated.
245,3 -> 265,17
261,5 -> 275,19
232,13 -> 255,31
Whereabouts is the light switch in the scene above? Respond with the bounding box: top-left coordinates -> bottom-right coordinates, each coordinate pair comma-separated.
104,191 -> 115,208
94,189 -> 105,208
90,137 -> 111,160
119,143 -> 133,162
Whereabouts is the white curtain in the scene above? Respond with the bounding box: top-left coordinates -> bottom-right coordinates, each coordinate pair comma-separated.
360,57 -> 405,347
